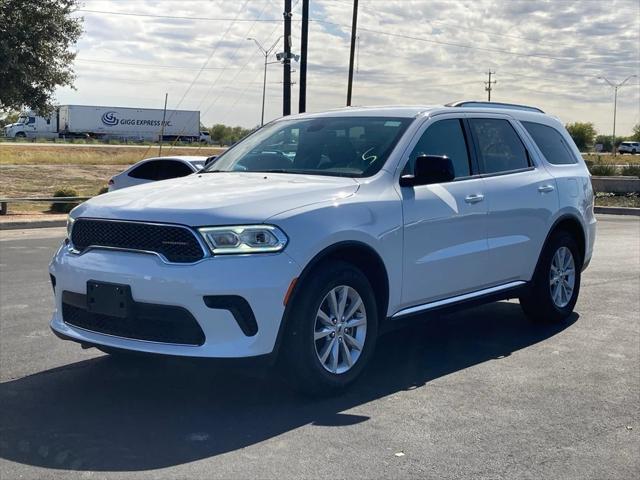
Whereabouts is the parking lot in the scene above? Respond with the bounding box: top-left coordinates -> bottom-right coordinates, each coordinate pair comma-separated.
0,215 -> 638,479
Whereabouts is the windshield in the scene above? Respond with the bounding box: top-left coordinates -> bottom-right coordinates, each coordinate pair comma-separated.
204,116 -> 412,177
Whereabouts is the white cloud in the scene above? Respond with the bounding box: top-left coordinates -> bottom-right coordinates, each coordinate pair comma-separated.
56,0 -> 640,134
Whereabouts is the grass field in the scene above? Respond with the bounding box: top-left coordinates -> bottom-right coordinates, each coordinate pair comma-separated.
583,153 -> 640,166
0,144 -> 226,213
1,145 -> 638,213
0,144 -> 225,165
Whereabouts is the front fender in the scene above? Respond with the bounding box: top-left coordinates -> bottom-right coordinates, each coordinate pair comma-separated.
268,190 -> 403,316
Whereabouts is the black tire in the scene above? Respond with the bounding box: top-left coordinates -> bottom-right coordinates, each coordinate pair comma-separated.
15,132 -> 26,138
520,230 -> 582,323
280,260 -> 378,396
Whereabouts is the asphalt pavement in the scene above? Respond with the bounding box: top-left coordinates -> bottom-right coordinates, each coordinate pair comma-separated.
0,216 -> 638,479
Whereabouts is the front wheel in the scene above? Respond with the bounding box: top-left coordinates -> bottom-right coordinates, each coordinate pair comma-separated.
280,260 -> 378,396
520,231 -> 582,323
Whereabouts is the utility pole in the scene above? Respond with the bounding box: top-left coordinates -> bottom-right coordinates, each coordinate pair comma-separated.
346,0 -> 359,106
298,0 -> 309,113
158,92 -> 168,155
598,75 -> 637,156
248,37 -> 282,126
283,0 -> 292,116
485,71 -> 496,102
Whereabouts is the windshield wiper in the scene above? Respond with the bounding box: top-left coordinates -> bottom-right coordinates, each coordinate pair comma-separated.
252,169 -> 357,178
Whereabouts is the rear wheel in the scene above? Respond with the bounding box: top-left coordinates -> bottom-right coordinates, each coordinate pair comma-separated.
280,260 -> 378,395
520,230 -> 581,323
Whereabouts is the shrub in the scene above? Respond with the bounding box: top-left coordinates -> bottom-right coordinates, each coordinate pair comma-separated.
97,186 -> 109,195
589,164 -> 616,176
50,187 -> 79,213
565,122 -> 596,151
621,165 -> 640,178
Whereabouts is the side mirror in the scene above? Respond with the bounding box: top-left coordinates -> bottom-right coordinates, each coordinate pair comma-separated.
400,155 -> 455,187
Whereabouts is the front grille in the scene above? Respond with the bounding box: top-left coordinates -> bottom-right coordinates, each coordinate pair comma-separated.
71,219 -> 205,263
62,291 -> 205,346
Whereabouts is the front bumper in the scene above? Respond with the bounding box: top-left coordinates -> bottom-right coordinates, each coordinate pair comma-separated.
49,242 -> 301,357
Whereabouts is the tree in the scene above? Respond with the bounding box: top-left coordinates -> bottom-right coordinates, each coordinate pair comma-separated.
208,124 -> 254,145
0,0 -> 83,114
565,122 -> 597,152
631,123 -> 640,142
0,110 -> 19,129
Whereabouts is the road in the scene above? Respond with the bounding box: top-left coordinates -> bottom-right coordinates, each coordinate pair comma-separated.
0,142 -> 215,149
0,216 -> 638,479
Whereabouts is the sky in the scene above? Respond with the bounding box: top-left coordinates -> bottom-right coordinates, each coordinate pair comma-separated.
57,0 -> 640,135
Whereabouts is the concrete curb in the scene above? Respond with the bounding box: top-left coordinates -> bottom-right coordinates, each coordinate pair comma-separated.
594,206 -> 640,216
591,176 -> 640,194
0,220 -> 66,230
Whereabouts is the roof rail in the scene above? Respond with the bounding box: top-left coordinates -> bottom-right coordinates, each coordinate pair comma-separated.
446,100 -> 544,113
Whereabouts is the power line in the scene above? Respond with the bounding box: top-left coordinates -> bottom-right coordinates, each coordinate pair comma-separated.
310,19 -> 640,70
76,7 -> 638,70
327,0 -> 561,47
75,58 -> 242,71
137,0 -> 250,159
76,9 -> 287,22
193,0 -> 274,111
200,22 -> 283,122
171,0 -> 250,112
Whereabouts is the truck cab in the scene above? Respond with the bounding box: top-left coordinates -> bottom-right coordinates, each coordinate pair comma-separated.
4,111 -> 58,139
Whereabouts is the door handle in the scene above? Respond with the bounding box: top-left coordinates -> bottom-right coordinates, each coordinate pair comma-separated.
538,184 -> 555,193
464,194 -> 484,204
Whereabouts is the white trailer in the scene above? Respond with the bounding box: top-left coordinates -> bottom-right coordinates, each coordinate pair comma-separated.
3,105 -> 201,142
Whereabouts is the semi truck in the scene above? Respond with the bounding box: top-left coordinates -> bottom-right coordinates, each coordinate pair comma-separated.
3,105 -> 201,142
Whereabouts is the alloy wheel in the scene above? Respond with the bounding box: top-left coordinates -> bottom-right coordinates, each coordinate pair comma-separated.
549,246 -> 576,308
314,285 -> 367,374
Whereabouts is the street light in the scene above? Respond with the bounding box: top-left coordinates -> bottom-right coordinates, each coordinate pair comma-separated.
598,74 -> 638,156
247,36 -> 283,126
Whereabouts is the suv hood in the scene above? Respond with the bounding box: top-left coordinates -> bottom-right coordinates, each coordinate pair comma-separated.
72,172 -> 359,225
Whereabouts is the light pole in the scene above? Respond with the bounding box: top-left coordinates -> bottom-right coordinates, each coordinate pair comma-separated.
598,75 -> 638,156
248,36 -> 283,126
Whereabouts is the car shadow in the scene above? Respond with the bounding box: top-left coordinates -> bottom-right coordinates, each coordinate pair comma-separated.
0,301 -> 577,472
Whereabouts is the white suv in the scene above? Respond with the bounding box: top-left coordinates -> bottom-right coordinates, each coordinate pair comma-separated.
618,141 -> 639,154
50,102 -> 596,394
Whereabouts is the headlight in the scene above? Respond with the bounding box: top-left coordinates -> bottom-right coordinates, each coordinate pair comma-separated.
66,216 -> 75,240
198,225 -> 288,254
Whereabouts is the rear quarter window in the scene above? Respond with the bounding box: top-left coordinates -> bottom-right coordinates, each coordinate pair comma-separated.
155,160 -> 194,180
522,121 -> 578,165
128,161 -> 158,180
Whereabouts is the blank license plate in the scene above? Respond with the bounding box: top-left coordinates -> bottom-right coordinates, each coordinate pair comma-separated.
86,281 -> 132,318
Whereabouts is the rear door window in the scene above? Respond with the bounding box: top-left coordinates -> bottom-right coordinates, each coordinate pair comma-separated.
469,118 -> 530,174
522,121 -> 577,165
